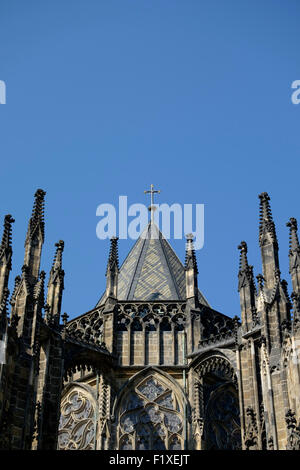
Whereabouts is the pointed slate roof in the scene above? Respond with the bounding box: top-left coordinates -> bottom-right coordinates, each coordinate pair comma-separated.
96,222 -> 209,306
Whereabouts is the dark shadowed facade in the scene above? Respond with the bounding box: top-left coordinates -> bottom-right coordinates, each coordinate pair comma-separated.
0,189 -> 300,450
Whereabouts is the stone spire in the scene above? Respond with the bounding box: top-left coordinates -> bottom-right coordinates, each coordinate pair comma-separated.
46,241 -> 65,325
259,192 -> 277,244
287,218 -> 300,294
257,193 -> 291,349
24,189 -> 46,282
0,287 -> 9,341
0,214 -> 14,304
105,236 -> 119,301
10,190 -> 46,346
185,234 -> 198,273
286,218 -> 300,327
238,241 -> 256,331
34,270 -> 46,307
258,192 -> 280,289
287,217 -> 300,252
185,234 -> 198,307
291,291 -> 300,323
30,270 -> 46,348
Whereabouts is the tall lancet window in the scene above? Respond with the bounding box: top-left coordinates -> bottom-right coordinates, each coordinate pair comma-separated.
57,386 -> 96,450
203,382 -> 241,450
117,375 -> 183,450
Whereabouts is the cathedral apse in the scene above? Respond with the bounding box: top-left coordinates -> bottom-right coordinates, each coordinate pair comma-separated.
0,188 -> 300,450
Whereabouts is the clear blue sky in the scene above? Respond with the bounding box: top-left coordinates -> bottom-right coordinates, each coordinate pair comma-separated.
0,0 -> 299,320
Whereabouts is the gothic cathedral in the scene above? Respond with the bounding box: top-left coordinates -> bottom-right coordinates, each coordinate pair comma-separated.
0,189 -> 300,450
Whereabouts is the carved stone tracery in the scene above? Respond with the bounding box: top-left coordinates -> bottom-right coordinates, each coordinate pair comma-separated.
286,409 -> 300,450
116,302 -> 186,332
57,387 -> 96,450
244,407 -> 258,450
117,375 -> 183,450
66,308 -> 104,347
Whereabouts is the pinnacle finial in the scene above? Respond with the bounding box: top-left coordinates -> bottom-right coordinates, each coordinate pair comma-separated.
185,233 -> 198,274
186,233 -> 194,242
237,241 -> 256,294
258,192 -> 277,246
46,240 -> 65,322
291,292 -> 300,321
0,214 -> 15,261
62,312 -> 69,325
32,189 -> 46,219
52,240 -> 64,270
238,241 -> 248,271
26,189 -> 46,242
287,218 -> 300,253
106,236 -> 119,275
256,274 -> 264,291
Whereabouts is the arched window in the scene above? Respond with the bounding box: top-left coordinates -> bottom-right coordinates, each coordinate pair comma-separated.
195,355 -> 242,450
57,386 -> 96,450
203,383 -> 241,450
117,375 -> 183,450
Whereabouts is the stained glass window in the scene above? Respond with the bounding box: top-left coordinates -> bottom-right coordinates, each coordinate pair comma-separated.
57,388 -> 95,450
203,384 -> 241,450
118,375 -> 183,450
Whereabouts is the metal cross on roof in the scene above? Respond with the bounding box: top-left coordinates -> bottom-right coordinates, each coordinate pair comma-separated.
144,184 -> 161,224
144,184 -> 161,206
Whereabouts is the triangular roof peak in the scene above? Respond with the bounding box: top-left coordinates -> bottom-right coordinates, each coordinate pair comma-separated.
97,221 -> 209,306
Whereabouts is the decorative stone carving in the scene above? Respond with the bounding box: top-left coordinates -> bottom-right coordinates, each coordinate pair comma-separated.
198,309 -> 239,350
57,388 -> 96,450
116,302 -> 186,332
196,355 -> 237,385
66,309 -> 104,347
244,407 -> 258,450
117,375 -> 183,450
286,409 -> 300,450
268,436 -> 274,450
